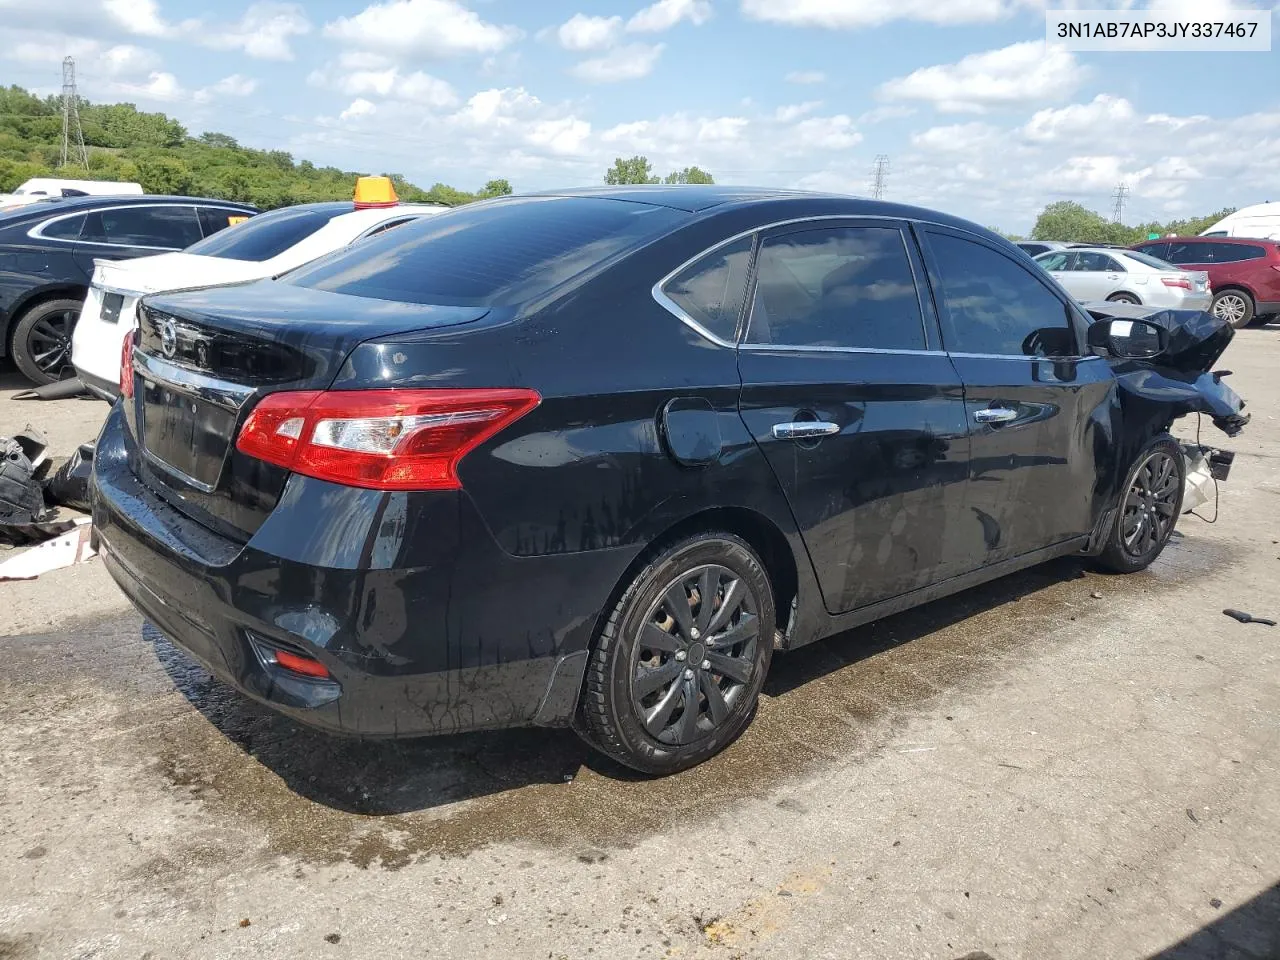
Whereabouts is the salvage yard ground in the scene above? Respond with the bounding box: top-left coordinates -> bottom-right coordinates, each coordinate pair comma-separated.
1,336 -> 1278,959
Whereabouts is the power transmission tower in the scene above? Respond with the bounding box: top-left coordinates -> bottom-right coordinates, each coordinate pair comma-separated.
870,155 -> 889,200
60,56 -> 89,169
1111,182 -> 1129,224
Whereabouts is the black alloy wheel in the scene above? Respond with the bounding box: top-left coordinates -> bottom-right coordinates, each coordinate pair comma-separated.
1095,436 -> 1185,574
1121,449 -> 1180,558
630,563 -> 760,745
580,534 -> 774,775
12,298 -> 82,385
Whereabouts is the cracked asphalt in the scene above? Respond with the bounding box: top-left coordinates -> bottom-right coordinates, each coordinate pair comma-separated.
1,334 -> 1278,960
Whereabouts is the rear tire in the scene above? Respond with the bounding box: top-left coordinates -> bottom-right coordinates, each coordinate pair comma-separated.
1211,289 -> 1254,329
11,298 -> 82,385
1094,436 -> 1185,574
579,533 -> 774,775
1106,292 -> 1141,305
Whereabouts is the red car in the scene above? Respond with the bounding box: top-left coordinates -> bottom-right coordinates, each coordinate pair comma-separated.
1131,236 -> 1280,328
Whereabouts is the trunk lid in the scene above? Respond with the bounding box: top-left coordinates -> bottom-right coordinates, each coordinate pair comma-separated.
124,281 -> 489,539
94,252 -> 270,295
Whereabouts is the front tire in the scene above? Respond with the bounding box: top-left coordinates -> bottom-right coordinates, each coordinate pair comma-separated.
1212,289 -> 1255,329
1094,436 -> 1185,574
579,534 -> 774,775
11,298 -> 82,385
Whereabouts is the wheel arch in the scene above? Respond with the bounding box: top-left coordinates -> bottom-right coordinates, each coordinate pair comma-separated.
1212,283 -> 1257,304
1106,291 -> 1142,304
2,283 -> 88,358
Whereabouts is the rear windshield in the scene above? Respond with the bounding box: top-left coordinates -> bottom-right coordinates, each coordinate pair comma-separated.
283,196 -> 686,307
186,206 -> 344,262
1124,250 -> 1176,270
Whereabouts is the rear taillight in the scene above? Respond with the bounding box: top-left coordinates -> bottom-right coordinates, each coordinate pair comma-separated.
119,330 -> 135,399
1162,276 -> 1193,290
235,388 -> 541,491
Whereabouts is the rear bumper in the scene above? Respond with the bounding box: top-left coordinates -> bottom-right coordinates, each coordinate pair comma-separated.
76,366 -> 118,402
91,405 -> 630,737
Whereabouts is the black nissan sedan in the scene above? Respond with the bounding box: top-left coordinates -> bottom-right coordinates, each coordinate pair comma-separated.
90,187 -> 1244,774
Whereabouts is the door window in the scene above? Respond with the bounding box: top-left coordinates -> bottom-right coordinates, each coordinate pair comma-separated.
662,236 -> 754,342
1036,251 -> 1073,271
198,207 -> 250,237
1139,242 -> 1171,261
745,226 -> 926,350
927,232 -> 1076,358
1075,252 -> 1122,272
82,205 -> 202,249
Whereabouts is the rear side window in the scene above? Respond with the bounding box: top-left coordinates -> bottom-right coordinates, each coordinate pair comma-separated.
186,206 -> 341,262
927,232 -> 1075,358
662,236 -> 753,342
1213,242 -> 1266,262
1074,252 -> 1121,272
40,212 -> 85,241
285,197 -> 686,307
82,206 -> 202,249
1137,242 -> 1170,261
746,226 -> 926,351
198,207 -> 250,237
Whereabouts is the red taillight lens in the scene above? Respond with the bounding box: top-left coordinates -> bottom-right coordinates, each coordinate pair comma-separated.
119,331 -> 135,399
235,388 -> 541,491
1162,276 -> 1193,290
274,649 -> 331,678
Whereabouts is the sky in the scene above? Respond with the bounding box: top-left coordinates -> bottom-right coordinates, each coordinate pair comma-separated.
2,0 -> 1278,233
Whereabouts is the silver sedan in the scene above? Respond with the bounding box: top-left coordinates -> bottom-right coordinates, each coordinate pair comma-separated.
1034,247 -> 1212,311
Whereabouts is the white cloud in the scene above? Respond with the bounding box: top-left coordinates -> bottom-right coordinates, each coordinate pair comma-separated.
556,13 -> 622,51
775,101 -> 822,122
741,0 -> 1045,28
785,70 -> 825,84
309,64 -> 459,108
788,114 -> 860,151
340,98 -> 377,121
102,0 -> 188,38
570,43 -> 665,83
97,44 -> 163,76
110,71 -> 187,102
193,74 -> 259,103
205,2 -> 310,60
338,50 -> 393,70
7,35 -> 163,79
626,0 -> 713,32
910,122 -> 999,153
1023,94 -> 1136,142
323,0 -> 521,59
878,41 -> 1086,113
858,105 -> 916,124
526,116 -> 593,155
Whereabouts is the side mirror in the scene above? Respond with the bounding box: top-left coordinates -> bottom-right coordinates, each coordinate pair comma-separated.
1087,318 -> 1167,360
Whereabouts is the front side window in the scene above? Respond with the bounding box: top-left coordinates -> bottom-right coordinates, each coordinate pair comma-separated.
1036,251 -> 1072,271
662,236 -> 753,342
1138,242 -> 1171,261
1166,242 -> 1209,264
82,205 -> 202,249
927,232 -> 1075,358
746,226 -> 926,351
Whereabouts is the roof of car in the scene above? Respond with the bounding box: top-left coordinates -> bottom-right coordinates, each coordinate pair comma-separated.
523,185 -> 845,213
1136,235 -> 1274,245
0,194 -> 258,223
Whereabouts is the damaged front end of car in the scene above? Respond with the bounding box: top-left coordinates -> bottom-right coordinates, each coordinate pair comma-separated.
1084,301 -> 1248,513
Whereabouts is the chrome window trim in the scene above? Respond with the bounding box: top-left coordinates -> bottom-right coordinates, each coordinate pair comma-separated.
28,203 -> 248,249
738,342 -> 947,357
946,352 -> 1105,362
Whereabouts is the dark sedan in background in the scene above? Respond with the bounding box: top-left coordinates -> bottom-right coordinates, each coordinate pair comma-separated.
0,194 -> 256,383
91,187 -> 1245,774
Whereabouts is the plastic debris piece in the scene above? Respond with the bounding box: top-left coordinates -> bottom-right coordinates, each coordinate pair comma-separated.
0,437 -> 50,530
0,518 -> 95,581
9,378 -> 90,401
1222,609 -> 1276,627
44,441 -> 94,512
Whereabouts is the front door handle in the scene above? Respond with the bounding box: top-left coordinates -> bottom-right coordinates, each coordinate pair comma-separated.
772,421 -> 840,440
973,408 -> 1019,424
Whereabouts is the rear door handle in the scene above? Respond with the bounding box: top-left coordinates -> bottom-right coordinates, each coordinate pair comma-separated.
973,408 -> 1018,424
772,421 -> 840,440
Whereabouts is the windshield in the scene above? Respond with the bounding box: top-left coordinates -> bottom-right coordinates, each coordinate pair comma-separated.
185,206 -> 344,262
1124,250 -> 1177,270
283,196 -> 686,307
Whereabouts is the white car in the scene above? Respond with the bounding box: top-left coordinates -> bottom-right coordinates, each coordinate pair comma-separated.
0,177 -> 143,208
1033,247 -> 1212,312
72,199 -> 447,399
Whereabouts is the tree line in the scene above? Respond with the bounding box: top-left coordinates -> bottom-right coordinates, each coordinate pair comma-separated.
0,85 -> 510,209
996,200 -> 1236,245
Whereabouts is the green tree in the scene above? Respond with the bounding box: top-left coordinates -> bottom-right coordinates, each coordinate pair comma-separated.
136,155 -> 193,194
480,178 -> 513,197
663,166 -> 715,185
605,156 -> 659,185
198,132 -> 240,149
